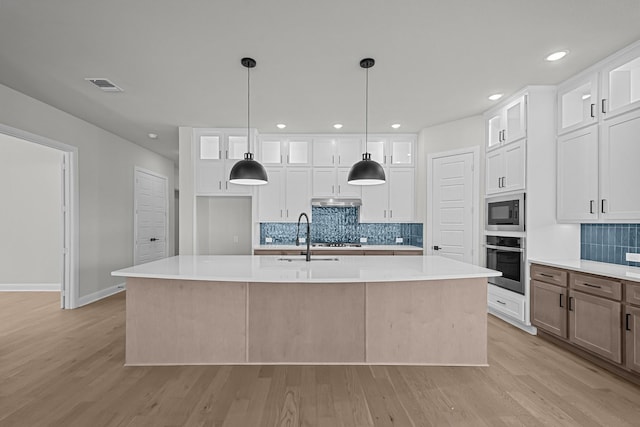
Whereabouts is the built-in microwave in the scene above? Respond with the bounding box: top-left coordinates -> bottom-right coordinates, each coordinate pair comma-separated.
486,193 -> 525,232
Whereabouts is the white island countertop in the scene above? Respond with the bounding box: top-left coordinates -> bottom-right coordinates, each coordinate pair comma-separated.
112,255 -> 500,283
529,258 -> 640,283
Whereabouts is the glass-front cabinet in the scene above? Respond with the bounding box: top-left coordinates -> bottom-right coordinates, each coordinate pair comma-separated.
365,135 -> 415,167
602,46 -> 640,119
557,73 -> 599,135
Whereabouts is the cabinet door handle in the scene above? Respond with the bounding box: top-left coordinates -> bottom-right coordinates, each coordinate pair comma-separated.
498,177 -> 502,188
581,282 -> 602,289
219,181 -> 222,190
287,154 -> 290,164
384,210 -> 387,218
590,103 -> 595,118
280,209 -> 283,218
384,155 -> 387,164
286,209 -> 289,218
219,150 -> 222,159
601,98 -> 607,114
496,300 -> 506,305
332,155 -> 335,164
590,200 -> 594,214
225,150 -> 228,159
390,155 -> 393,164
338,185 -> 341,194
225,181 -> 228,190
390,210 -> 393,218
569,296 -> 574,312
601,199 -> 607,214
332,185 -> 335,194
559,294 -> 564,308
626,313 -> 632,331
540,273 -> 553,278
339,155 -> 341,164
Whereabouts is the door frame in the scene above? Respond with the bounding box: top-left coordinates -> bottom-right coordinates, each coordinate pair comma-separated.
134,166 -> 169,265
426,146 -> 480,265
0,123 -> 79,309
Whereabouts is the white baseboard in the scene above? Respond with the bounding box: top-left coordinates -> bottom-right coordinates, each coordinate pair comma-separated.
77,282 -> 126,307
0,283 -> 60,292
488,308 -> 537,335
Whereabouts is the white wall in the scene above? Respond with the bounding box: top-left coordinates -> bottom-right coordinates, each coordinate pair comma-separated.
196,196 -> 252,255
417,115 -> 485,261
0,83 -> 175,299
0,134 -> 62,285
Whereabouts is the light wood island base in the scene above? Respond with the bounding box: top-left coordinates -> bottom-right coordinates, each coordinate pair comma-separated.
125,277 -> 488,366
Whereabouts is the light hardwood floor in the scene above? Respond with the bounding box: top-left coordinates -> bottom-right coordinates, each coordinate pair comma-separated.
1,291 -> 639,426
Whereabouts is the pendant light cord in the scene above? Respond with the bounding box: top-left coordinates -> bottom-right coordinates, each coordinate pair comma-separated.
247,63 -> 251,154
365,66 -> 369,154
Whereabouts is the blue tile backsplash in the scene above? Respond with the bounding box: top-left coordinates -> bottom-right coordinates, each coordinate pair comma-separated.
260,206 -> 423,247
581,224 -> 640,267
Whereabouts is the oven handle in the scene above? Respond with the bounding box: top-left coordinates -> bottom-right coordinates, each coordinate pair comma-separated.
485,244 -> 524,252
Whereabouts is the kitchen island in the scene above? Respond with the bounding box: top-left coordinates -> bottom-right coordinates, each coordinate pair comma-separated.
112,255 -> 499,366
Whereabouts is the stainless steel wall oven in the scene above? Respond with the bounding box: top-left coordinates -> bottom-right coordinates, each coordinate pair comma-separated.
486,235 -> 525,294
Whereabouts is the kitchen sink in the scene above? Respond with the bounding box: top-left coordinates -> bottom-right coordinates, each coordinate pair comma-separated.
277,257 -> 339,262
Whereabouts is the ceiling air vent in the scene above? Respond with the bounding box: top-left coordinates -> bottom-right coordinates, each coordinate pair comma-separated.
84,78 -> 123,92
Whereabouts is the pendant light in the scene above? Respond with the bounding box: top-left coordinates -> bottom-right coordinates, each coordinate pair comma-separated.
347,58 -> 386,186
229,57 -> 268,185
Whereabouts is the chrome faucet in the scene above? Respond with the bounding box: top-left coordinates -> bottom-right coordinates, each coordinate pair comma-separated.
295,212 -> 311,262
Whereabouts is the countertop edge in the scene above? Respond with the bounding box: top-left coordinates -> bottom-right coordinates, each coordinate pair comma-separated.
528,258 -> 640,283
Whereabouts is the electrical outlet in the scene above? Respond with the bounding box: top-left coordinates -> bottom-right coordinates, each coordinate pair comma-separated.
360,237 -> 368,243
265,237 -> 273,243
626,252 -> 640,262
395,237 -> 403,243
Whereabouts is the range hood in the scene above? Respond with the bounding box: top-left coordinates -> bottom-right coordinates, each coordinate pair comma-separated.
311,198 -> 362,207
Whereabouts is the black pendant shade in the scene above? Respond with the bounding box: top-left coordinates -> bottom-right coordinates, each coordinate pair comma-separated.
229,57 -> 268,186
229,152 -> 268,185
348,57 -> 386,186
347,153 -> 386,185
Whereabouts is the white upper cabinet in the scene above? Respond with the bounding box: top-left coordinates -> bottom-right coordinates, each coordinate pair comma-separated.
599,109 -> 640,220
601,44 -> 640,119
360,167 -> 415,222
364,135 -> 415,166
486,140 -> 526,196
557,125 -> 599,222
336,168 -> 362,198
486,95 -> 527,150
195,129 -> 253,195
312,137 -> 362,166
258,167 -> 311,222
258,136 -> 311,166
557,73 -> 599,135
312,167 -> 362,198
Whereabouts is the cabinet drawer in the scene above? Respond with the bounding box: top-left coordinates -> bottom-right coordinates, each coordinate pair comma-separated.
570,273 -> 622,300
531,264 -> 567,287
488,289 -> 525,321
626,282 -> 640,306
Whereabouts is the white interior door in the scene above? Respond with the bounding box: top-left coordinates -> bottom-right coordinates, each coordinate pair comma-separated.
430,151 -> 475,263
135,168 -> 168,265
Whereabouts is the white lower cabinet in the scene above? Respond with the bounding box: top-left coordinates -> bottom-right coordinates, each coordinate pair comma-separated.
361,168 -> 415,222
486,140 -> 526,195
487,284 -> 526,322
258,168 -> 311,222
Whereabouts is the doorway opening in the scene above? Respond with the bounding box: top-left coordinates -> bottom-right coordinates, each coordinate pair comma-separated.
0,124 -> 78,308
134,167 -> 169,265
195,196 -> 252,255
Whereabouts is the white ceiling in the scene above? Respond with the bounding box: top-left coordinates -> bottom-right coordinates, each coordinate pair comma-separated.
2,1 -> 640,163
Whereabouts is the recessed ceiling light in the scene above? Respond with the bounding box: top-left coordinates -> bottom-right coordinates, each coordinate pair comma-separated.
276,123 -> 286,129
333,123 -> 343,129
582,94 -> 591,100
148,133 -> 158,139
545,50 -> 568,61
488,93 -> 503,101
391,124 -> 401,129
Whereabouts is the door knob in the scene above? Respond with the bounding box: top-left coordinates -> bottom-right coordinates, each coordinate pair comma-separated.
150,238 -> 158,242
433,245 -> 440,250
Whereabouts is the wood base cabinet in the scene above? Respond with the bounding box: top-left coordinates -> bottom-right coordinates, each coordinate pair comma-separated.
530,263 -> 640,384
531,279 -> 567,339
569,290 -> 621,363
